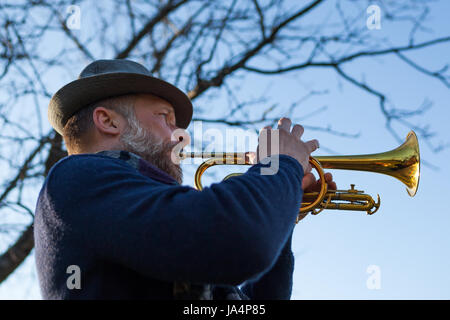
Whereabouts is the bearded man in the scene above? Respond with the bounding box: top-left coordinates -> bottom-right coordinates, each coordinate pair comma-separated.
34,59 -> 335,300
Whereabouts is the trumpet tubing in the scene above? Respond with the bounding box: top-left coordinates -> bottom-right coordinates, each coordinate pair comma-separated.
179,131 -> 420,221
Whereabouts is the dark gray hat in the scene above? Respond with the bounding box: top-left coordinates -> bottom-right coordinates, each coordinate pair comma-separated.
48,59 -> 193,135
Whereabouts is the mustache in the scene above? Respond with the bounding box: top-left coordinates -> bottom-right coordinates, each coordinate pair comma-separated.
119,118 -> 184,183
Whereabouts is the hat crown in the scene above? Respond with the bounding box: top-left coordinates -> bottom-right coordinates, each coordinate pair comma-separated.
79,59 -> 150,79
49,59 -> 193,135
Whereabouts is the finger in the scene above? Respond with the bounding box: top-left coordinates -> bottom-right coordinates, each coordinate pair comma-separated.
291,124 -> 304,139
245,151 -> 257,165
259,126 -> 272,138
277,117 -> 292,132
304,162 -> 312,175
311,179 -> 327,193
302,172 -> 316,190
258,126 -> 273,160
323,172 -> 337,190
328,181 -> 337,190
258,126 -> 272,141
304,139 -> 320,154
255,146 -> 260,163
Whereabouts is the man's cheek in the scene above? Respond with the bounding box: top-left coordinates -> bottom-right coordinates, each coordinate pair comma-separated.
170,129 -> 191,165
163,126 -> 176,141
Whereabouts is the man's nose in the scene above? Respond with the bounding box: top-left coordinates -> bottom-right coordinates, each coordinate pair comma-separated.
171,127 -> 190,144
170,124 -> 181,137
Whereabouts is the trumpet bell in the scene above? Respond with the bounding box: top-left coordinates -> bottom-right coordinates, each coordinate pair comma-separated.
315,131 -> 420,197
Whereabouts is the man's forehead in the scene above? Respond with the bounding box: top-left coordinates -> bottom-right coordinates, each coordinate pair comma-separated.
137,93 -> 175,112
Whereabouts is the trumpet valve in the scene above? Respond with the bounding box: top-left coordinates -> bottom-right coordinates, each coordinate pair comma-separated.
348,184 -> 364,194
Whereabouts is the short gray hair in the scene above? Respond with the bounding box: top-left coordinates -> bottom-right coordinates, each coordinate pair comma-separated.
62,94 -> 137,153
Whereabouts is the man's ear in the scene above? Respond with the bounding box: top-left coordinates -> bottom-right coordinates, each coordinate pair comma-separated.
92,107 -> 123,136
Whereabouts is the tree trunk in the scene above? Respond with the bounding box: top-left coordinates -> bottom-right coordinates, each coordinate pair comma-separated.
0,224 -> 34,283
0,132 -> 66,284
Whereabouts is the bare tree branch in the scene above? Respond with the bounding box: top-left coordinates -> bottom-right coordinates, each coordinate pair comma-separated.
115,0 -> 189,59
0,0 -> 448,290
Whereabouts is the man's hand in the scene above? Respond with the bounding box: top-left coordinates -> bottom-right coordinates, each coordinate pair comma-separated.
256,118 -> 319,175
296,172 -> 337,222
302,172 -> 337,192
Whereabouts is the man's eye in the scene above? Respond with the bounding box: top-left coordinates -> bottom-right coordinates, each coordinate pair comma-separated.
159,112 -> 175,126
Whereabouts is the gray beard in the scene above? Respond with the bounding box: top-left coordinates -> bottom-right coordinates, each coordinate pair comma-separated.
119,118 -> 183,184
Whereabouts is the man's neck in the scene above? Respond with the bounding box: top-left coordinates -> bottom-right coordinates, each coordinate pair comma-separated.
96,149 -> 179,185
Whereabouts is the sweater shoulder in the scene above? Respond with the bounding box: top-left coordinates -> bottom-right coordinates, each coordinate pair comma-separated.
50,153 -> 137,170
47,153 -> 137,180
40,154 -> 143,203
36,154 -> 146,220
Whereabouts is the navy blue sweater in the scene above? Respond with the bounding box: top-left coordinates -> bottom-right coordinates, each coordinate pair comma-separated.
34,150 -> 304,299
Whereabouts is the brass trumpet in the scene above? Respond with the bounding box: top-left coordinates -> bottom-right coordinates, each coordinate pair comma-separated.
179,131 -> 420,223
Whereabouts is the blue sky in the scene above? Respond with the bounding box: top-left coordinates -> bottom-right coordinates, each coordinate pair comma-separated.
0,0 -> 449,299
184,0 -> 450,299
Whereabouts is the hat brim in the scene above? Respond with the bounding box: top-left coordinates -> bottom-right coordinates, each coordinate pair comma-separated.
48,72 -> 193,135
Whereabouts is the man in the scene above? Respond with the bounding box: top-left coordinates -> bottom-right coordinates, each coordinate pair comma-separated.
34,59 -> 336,300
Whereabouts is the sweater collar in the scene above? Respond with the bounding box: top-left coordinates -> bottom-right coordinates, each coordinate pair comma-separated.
96,150 -> 179,185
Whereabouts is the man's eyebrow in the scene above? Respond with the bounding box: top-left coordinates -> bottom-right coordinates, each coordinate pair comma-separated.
156,106 -> 173,113
165,106 -> 175,113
